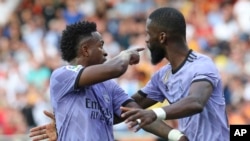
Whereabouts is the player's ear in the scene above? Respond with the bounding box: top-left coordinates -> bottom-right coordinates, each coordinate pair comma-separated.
159,32 -> 167,44
80,44 -> 89,57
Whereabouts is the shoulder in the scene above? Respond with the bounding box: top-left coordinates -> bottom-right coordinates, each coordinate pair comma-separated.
52,65 -> 83,74
51,65 -> 84,82
192,52 -> 216,68
192,51 -> 213,61
51,66 -> 64,76
189,52 -> 220,77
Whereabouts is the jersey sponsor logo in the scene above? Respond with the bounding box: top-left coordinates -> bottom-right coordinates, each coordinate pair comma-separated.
66,65 -> 82,72
86,98 -> 113,125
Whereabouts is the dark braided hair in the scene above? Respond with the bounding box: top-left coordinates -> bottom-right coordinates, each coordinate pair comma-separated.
149,7 -> 186,37
60,21 -> 97,62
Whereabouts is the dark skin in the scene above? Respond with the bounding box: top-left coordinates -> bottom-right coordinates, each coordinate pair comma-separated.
73,32 -> 143,86
120,18 -> 213,131
29,31 -> 189,141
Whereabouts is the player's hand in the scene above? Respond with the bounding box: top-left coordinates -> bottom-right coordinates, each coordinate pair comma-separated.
121,47 -> 145,65
29,110 -> 57,141
120,107 -> 157,132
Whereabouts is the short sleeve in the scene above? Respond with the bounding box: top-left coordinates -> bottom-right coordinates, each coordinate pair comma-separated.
50,65 -> 84,100
140,71 -> 165,102
107,80 -> 132,117
191,60 -> 220,88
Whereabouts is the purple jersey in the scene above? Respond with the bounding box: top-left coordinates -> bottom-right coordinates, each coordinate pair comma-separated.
141,50 -> 229,141
50,65 -> 132,141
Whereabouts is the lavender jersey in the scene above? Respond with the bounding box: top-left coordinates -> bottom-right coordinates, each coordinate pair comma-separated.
50,65 -> 132,141
141,50 -> 229,141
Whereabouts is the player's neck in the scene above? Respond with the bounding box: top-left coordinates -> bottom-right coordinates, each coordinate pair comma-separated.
168,46 -> 189,71
69,58 -> 85,66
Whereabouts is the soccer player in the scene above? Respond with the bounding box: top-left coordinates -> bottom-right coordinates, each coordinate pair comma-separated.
29,21 -> 188,141
121,7 -> 230,141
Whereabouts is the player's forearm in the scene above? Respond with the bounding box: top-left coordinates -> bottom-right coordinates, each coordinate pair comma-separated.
131,92 -> 158,109
143,121 -> 189,141
106,48 -> 143,77
142,120 -> 172,139
77,53 -> 131,86
104,53 -> 130,77
115,101 -> 141,124
163,96 -> 203,120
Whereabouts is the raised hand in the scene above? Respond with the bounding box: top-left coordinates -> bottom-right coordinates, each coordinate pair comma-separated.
29,111 -> 57,141
120,47 -> 145,65
120,107 -> 157,132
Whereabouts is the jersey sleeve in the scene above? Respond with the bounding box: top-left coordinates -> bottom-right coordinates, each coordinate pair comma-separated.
191,59 -> 220,88
107,80 -> 133,117
140,71 -> 166,102
50,65 -> 84,100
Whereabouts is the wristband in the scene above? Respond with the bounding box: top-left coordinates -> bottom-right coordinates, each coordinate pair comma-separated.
168,129 -> 184,141
152,108 -> 166,120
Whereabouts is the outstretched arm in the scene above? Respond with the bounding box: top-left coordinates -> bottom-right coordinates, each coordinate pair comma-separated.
114,91 -> 157,124
121,81 -> 213,128
77,47 -> 144,87
143,120 -> 188,141
29,111 -> 57,141
123,101 -> 188,141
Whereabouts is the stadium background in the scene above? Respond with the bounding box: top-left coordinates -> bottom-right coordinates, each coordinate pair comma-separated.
0,0 -> 249,140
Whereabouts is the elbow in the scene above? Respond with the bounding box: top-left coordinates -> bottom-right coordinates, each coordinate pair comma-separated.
188,97 -> 205,114
195,104 -> 204,113
119,62 -> 129,73
113,63 -> 128,77
104,57 -> 129,77
192,101 -> 204,113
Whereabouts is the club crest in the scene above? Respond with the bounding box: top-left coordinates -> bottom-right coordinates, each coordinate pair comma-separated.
103,93 -> 110,103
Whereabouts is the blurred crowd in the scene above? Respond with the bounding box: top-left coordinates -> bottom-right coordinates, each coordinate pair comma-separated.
0,0 -> 250,138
